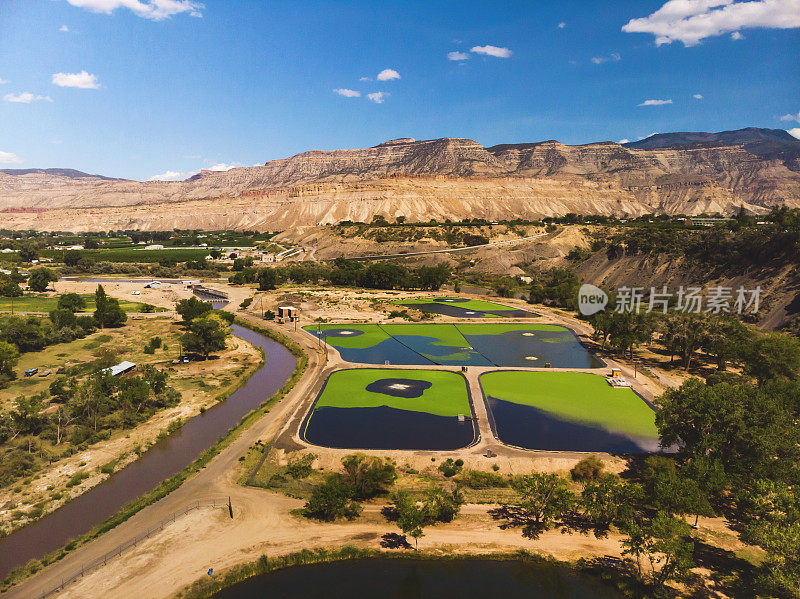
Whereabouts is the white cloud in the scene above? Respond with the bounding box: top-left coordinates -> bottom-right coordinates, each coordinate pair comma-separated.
637,132 -> 660,140
207,162 -> 239,171
638,99 -> 673,106
591,52 -> 621,64
693,93 -> 704,99
731,30 -> 743,39
788,128 -> 800,140
359,77 -> 371,81
470,45 -> 512,58
333,88 -> 360,98
367,92 -> 387,104
376,69 -> 400,81
147,170 -> 189,181
780,111 -> 800,122
0,151 -> 23,164
447,51 -> 470,61
618,138 -> 631,144
65,0 -> 203,21
52,71 -> 100,89
4,92 -> 53,103
60,24 -> 70,32
622,0 -> 800,47
0,78 -> 7,84
558,21 -> 566,28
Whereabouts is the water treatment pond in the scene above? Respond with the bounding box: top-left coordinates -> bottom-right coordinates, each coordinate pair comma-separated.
212,558 -> 624,599
395,297 -> 538,318
305,323 -> 603,368
481,371 -> 661,453
302,369 -> 476,450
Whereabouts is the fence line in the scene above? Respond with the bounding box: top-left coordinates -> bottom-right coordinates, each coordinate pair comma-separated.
37,498 -> 229,599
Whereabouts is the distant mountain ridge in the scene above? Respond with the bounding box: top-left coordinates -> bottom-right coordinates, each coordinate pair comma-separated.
0,168 -> 125,181
0,127 -> 798,231
624,127 -> 800,171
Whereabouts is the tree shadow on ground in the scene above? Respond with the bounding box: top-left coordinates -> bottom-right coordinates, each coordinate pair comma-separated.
380,532 -> 413,549
688,540 -> 758,598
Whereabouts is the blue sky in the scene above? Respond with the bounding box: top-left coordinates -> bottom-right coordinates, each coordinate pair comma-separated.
0,0 -> 798,181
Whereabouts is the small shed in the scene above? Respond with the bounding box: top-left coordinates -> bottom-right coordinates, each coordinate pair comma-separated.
277,306 -> 299,322
106,361 -> 136,377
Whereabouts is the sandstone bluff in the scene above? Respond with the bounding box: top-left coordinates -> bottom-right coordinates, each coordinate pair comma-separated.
1,128 -> 798,231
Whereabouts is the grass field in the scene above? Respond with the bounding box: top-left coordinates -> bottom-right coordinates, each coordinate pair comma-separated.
480,371 -> 657,438
0,293 -> 164,313
38,247 -> 212,263
313,368 -> 470,417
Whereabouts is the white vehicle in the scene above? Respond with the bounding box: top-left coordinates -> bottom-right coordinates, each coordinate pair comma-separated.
131,290 -> 141,295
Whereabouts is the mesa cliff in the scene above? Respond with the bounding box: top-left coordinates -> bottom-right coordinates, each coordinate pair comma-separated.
1,128 -> 799,231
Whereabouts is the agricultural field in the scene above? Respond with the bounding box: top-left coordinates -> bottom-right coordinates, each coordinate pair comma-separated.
0,293 -> 164,313
302,368 -> 476,450
480,371 -> 660,453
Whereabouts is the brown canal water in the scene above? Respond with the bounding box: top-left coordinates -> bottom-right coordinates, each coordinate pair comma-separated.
0,325 -> 297,579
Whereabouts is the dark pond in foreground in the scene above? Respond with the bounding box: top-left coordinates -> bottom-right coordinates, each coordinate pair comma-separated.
212,558 -> 623,599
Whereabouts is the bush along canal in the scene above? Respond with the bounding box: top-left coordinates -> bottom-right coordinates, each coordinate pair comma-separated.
480,371 -> 661,453
208,556 -> 625,599
304,323 -> 602,368
301,369 -> 477,450
0,324 -> 298,581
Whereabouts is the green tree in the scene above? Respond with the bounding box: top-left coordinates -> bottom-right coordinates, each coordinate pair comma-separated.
0,341 -> 20,380
340,454 -> 397,500
18,241 -> 38,262
745,332 -> 800,384
57,293 -> 86,312
49,308 -> 78,330
580,474 -> 639,537
620,512 -> 694,588
27,267 -> 58,292
175,296 -> 213,324
640,456 -> 714,526
256,268 -> 278,291
181,315 -> 230,358
391,490 -> 425,549
509,473 -> 575,537
421,486 -> 464,524
93,285 -> 127,328
303,475 -> 362,521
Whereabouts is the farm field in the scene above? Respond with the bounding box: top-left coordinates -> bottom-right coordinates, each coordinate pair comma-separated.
0,293 -> 164,313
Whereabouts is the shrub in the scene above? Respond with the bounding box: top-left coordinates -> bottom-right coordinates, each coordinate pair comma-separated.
570,455 -> 605,482
438,458 -> 464,478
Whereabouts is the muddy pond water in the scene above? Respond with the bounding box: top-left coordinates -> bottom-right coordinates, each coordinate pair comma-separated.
212,558 -> 624,599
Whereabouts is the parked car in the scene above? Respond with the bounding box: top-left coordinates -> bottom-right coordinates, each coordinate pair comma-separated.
24,368 -> 38,377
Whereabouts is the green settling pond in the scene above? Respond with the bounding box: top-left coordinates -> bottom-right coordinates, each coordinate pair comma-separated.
305,323 -> 603,368
480,371 -> 660,453
302,369 -> 476,450
395,297 -> 537,318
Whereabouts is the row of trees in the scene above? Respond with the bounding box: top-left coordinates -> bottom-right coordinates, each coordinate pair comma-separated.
229,260 -> 451,292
